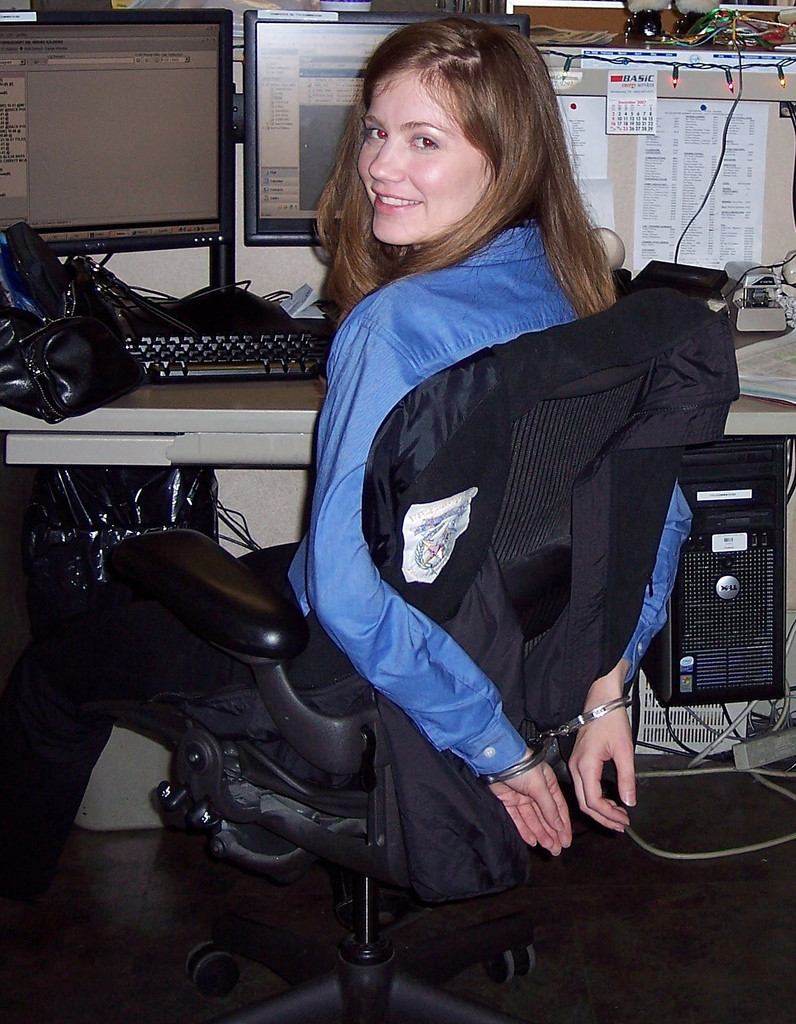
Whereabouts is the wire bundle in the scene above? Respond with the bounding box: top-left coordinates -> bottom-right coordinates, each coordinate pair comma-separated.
675,9 -> 794,49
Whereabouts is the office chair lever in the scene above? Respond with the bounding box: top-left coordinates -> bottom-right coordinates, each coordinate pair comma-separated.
185,798 -> 221,831
157,780 -> 191,815
359,725 -> 377,792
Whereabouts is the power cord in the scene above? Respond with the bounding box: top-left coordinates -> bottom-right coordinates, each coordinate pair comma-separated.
626,764 -> 796,860
687,701 -> 754,769
787,437 -> 796,502
673,49 -> 744,263
786,100 -> 796,233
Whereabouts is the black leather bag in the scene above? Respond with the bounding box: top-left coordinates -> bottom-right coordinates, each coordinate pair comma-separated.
0,223 -> 144,423
0,308 -> 144,424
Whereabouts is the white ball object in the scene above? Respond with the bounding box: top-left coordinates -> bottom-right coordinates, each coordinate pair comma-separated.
626,0 -> 669,11
595,227 -> 626,270
782,251 -> 796,286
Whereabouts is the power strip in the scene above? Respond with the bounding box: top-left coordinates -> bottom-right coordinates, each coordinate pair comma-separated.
732,729 -> 796,770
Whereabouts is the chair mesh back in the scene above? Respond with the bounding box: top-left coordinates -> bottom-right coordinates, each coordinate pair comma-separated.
492,379 -> 643,566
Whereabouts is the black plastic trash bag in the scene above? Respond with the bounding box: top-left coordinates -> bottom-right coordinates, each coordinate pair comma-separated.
22,466 -> 218,639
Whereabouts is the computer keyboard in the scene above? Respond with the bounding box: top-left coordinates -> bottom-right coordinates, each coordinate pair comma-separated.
100,281 -> 335,383
125,327 -> 331,383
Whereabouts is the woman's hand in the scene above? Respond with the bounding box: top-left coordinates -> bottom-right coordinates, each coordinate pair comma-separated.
489,760 -> 572,855
568,659 -> 636,831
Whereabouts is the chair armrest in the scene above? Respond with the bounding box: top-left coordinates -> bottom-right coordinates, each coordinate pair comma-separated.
112,529 -> 308,661
113,530 -> 376,777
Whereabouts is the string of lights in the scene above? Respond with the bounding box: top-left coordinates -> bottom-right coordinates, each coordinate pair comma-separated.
543,47 -> 796,95
542,14 -> 796,272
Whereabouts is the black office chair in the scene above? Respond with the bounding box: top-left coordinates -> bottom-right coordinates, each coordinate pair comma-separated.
107,289 -> 738,1024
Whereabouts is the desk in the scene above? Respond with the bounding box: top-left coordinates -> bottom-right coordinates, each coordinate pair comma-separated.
0,379 -> 790,468
725,394 -> 796,437
0,379 -> 324,468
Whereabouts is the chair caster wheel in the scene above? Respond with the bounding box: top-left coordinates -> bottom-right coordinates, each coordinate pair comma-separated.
186,941 -> 240,997
483,943 -> 536,984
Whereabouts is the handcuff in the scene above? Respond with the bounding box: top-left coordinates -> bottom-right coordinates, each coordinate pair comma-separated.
481,694 -> 632,785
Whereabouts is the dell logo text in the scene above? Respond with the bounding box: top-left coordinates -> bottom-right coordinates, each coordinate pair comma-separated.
716,575 -> 740,600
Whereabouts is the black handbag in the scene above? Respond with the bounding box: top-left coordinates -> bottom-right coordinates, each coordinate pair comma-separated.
0,222 -> 144,423
0,308 -> 144,424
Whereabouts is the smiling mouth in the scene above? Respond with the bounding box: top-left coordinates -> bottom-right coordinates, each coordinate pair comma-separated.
375,195 -> 420,208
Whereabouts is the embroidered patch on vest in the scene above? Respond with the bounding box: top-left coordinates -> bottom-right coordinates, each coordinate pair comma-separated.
401,486 -> 478,584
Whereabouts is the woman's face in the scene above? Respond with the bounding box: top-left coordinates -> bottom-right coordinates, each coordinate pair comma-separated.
357,71 -> 490,247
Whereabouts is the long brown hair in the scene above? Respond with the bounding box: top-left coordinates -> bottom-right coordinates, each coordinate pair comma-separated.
317,18 -> 615,320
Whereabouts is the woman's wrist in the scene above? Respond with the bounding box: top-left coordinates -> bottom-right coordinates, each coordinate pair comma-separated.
584,658 -> 631,710
480,737 -> 552,785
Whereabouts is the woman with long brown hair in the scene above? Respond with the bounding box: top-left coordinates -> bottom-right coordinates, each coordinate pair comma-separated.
0,18 -> 691,900
289,18 -> 688,849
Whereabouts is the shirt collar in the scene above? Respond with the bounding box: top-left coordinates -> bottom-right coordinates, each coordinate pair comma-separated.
464,222 -> 543,267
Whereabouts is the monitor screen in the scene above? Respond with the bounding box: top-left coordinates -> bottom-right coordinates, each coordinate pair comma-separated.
243,11 -> 531,246
0,10 -> 235,260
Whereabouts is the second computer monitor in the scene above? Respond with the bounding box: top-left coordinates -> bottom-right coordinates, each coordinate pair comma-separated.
243,12 -> 531,247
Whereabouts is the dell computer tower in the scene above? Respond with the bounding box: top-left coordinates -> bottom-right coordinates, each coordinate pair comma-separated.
644,437 -> 786,707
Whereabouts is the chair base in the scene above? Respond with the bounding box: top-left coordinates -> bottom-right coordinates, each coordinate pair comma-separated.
204,945 -> 535,1024
201,907 -> 537,1024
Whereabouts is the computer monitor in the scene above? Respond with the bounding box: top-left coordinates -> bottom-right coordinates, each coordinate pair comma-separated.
243,11 -> 532,247
0,10 -> 235,282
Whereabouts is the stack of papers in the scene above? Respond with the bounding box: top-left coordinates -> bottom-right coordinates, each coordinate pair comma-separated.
735,333 -> 796,404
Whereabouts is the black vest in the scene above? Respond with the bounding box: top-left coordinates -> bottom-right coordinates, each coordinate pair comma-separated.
357,289 -> 738,900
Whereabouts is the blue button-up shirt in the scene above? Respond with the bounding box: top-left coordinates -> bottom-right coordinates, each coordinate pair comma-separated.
289,223 -> 690,775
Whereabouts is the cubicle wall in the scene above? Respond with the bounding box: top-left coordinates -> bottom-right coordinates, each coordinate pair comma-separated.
540,43 -> 796,273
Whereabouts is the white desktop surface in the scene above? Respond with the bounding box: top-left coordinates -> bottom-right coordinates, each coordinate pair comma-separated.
725,394 -> 796,437
0,379 -> 324,467
0,351 -> 792,468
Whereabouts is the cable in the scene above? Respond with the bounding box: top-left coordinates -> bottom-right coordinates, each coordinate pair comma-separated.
719,702 -> 746,741
542,49 -> 796,77
674,50 -> 744,263
626,823 -> 796,859
663,705 -> 700,756
626,764 -> 796,860
683,704 -> 724,738
637,764 -> 796,780
787,101 -> 796,233
635,738 -> 709,756
687,701 -> 754,768
786,437 -> 796,501
216,501 -> 261,553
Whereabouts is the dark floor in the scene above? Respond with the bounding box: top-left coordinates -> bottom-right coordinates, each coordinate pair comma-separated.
2,757 -> 796,1024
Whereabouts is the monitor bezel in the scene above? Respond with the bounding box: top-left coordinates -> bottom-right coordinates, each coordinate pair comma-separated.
243,11 -> 532,247
0,9 -> 236,260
